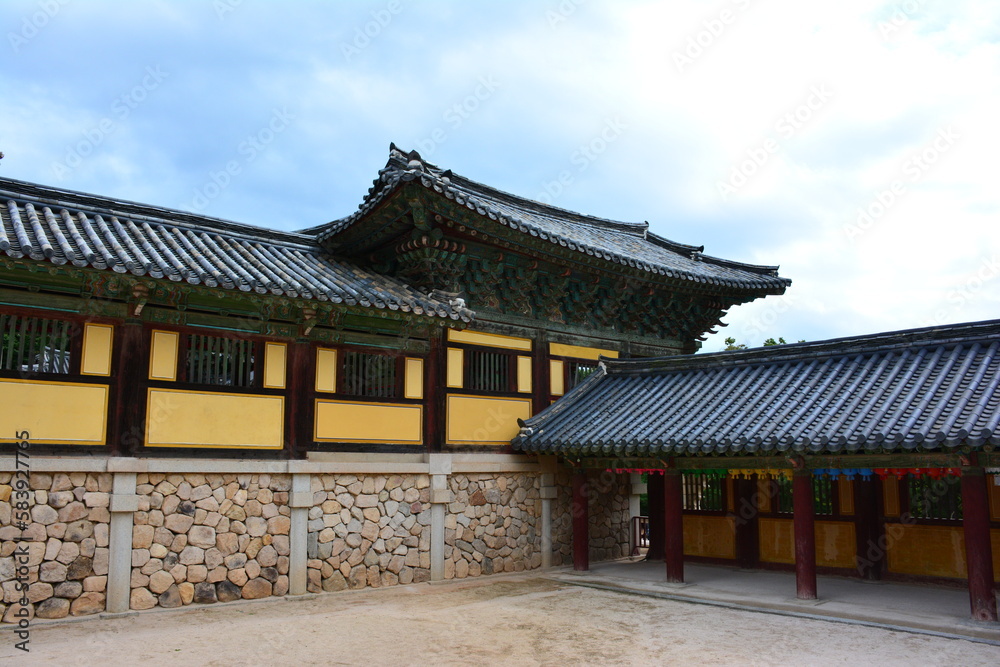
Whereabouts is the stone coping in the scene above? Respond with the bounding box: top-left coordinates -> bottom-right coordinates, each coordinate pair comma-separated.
0,454 -> 544,476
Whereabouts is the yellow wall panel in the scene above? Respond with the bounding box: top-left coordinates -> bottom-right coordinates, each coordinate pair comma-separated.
816,521 -> 856,568
550,359 -> 564,396
404,358 -> 423,399
447,328 -> 532,351
315,348 -> 337,393
683,515 -> 736,559
447,348 -> 464,388
549,342 -> 619,361
883,479 -> 900,517
446,395 -> 531,445
517,356 -> 532,393
759,517 -> 795,564
149,330 -> 179,381
146,388 -> 283,449
838,479 -> 854,515
263,342 -> 286,389
81,323 -> 113,376
315,400 -> 422,444
886,523 -> 967,579
0,379 -> 107,445
757,479 -> 772,513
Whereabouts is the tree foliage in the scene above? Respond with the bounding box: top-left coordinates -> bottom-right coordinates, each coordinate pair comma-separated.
723,336 -> 805,351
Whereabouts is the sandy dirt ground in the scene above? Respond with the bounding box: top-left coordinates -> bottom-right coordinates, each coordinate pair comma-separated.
1,574 -> 996,666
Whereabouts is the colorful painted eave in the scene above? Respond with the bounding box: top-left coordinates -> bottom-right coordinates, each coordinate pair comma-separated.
311,144 -> 791,295
514,319 -> 1000,456
0,177 -> 474,323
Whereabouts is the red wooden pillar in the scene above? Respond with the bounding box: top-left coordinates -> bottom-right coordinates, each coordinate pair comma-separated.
961,467 -> 997,622
792,469 -> 817,600
572,469 -> 589,571
663,470 -> 684,583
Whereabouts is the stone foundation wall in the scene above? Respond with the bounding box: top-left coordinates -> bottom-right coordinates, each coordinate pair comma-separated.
129,473 -> 291,610
1,457 -> 637,624
552,470 -> 631,564
444,473 -> 542,577
307,474 -> 431,592
0,472 -> 111,622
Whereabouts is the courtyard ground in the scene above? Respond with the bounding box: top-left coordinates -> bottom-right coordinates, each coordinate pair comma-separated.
1,571 -> 997,666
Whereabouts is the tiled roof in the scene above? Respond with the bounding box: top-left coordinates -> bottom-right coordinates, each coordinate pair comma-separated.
514,320 -> 1000,456
0,178 -> 473,322
313,145 -> 790,294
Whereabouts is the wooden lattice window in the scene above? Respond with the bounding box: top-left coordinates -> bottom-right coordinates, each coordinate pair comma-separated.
682,474 -> 725,511
342,350 -> 397,398
466,349 -> 512,393
774,476 -> 794,514
186,334 -> 256,387
772,476 -> 836,515
0,314 -> 73,374
907,476 -> 962,521
813,477 -> 835,516
566,361 -> 598,391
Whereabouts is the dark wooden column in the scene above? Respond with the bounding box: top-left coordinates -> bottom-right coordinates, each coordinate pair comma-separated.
426,329 -> 443,452
734,476 -> 760,570
109,320 -> 147,457
286,339 -> 312,459
646,473 -> 665,560
792,469 -> 817,599
853,477 -> 884,581
960,466 -> 997,621
572,469 -> 589,571
531,330 -> 548,416
664,470 -> 684,583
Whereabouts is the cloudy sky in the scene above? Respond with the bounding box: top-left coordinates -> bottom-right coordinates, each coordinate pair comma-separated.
3,1 -> 998,351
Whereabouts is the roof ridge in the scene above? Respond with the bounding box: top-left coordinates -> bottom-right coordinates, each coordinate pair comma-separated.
607,318 -> 1000,375
314,145 -> 791,294
0,176 -> 320,248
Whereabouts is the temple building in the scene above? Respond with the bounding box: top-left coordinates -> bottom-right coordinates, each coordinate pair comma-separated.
0,145 -> 787,620
2,144 -> 995,624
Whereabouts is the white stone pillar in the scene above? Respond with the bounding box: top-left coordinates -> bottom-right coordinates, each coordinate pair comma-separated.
540,473 -> 556,569
428,454 -> 453,582
287,471 -> 312,596
106,460 -> 141,615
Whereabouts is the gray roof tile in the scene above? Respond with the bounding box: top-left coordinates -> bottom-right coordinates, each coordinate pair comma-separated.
0,177 -> 473,322
515,320 -> 1000,456
313,145 -> 790,294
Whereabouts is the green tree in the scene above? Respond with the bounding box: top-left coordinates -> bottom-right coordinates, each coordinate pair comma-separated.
724,336 -> 804,351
